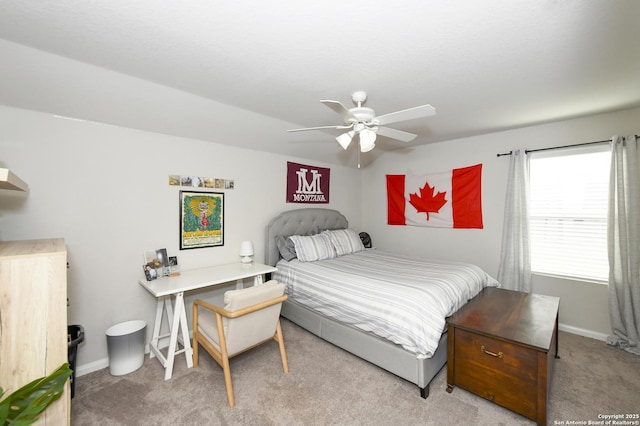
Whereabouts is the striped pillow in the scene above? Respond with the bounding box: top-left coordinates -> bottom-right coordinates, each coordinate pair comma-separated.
289,233 -> 336,262
324,229 -> 365,256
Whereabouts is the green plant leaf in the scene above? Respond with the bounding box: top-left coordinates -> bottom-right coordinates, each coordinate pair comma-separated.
0,363 -> 72,426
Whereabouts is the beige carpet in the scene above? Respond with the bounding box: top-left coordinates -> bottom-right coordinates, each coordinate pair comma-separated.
71,319 -> 640,425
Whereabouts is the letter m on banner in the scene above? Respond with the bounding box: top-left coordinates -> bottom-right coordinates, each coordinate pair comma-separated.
286,161 -> 330,203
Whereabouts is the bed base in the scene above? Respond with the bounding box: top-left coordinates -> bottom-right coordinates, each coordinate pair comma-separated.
265,208 -> 448,399
281,298 -> 447,398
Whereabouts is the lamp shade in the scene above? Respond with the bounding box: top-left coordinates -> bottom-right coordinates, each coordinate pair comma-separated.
239,240 -> 254,263
336,131 -> 355,150
359,129 -> 377,152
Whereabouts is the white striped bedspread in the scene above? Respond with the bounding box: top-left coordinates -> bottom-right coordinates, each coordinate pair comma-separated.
274,250 -> 499,358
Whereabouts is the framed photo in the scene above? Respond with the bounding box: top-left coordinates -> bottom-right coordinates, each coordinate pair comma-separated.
168,256 -> 180,275
179,191 -> 224,250
143,248 -> 171,280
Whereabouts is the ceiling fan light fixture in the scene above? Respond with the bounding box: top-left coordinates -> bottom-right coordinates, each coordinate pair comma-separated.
359,129 -> 376,152
336,131 -> 355,150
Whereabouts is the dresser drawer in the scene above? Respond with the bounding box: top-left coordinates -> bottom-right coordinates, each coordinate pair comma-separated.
452,328 -> 538,419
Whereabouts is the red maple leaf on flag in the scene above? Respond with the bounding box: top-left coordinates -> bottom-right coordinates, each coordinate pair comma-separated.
409,182 -> 448,220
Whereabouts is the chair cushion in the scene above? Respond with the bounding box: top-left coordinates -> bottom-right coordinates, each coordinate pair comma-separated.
223,279 -> 284,310
197,308 -> 222,351
198,281 -> 285,356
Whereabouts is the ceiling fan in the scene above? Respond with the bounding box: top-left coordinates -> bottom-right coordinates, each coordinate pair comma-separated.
287,91 -> 436,152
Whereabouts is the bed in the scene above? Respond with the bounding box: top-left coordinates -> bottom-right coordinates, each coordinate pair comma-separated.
265,208 -> 498,398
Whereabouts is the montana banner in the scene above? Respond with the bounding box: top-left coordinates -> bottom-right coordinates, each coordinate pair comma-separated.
286,161 -> 330,203
387,164 -> 483,228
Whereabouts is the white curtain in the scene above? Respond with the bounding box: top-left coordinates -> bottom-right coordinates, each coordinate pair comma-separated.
607,135 -> 640,355
497,149 -> 531,292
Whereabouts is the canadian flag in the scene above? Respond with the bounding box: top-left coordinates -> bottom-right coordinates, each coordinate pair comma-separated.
387,164 -> 483,228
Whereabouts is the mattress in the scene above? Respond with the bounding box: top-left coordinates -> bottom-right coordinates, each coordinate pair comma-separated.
274,249 -> 499,357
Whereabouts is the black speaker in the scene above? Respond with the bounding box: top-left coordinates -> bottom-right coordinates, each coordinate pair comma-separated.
359,232 -> 372,248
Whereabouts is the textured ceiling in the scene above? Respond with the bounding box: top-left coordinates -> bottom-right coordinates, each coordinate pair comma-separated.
0,1 -> 639,167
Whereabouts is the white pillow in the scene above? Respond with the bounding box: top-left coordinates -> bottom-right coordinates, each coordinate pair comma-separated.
289,233 -> 337,262
324,229 -> 365,256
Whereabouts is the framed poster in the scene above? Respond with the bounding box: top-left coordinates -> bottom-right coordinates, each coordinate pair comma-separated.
179,191 -> 224,250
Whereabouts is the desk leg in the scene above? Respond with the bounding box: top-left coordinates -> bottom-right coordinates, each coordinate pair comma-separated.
164,297 -> 174,330
164,292 -> 185,380
164,292 -> 184,380
150,297 -> 166,359
162,291 -> 194,380
179,297 -> 193,369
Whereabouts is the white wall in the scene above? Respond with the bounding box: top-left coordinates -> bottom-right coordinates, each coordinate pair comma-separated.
0,105 -> 361,374
360,106 -> 640,340
2,93 -> 637,375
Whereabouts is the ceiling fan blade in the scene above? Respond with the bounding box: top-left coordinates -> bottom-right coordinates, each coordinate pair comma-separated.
374,104 -> 436,126
321,100 -> 357,122
287,124 -> 353,132
375,126 -> 417,142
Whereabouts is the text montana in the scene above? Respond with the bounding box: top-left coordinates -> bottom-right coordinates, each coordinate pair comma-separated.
293,193 -> 327,202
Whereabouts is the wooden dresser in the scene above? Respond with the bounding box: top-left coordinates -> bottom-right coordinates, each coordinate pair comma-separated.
0,239 -> 70,425
446,287 -> 559,426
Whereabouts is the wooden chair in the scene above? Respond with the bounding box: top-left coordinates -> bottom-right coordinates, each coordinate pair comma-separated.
192,280 -> 289,407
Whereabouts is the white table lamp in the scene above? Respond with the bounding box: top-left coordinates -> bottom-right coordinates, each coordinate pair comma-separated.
239,241 -> 254,263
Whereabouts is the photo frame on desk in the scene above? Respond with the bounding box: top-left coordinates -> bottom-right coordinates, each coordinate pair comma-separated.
179,190 -> 224,250
143,248 -> 170,280
168,256 -> 180,276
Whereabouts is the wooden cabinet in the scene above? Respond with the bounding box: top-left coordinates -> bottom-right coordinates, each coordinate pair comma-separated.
451,328 -> 539,418
0,239 -> 70,425
446,287 -> 559,426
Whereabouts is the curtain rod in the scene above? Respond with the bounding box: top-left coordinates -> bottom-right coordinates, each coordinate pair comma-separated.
496,134 -> 639,157
525,138 -> 611,154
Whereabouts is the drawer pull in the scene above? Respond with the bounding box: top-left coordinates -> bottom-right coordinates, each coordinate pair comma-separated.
481,345 -> 503,359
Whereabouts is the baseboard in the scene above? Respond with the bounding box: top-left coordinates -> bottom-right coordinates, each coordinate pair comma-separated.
76,325 -> 607,377
75,358 -> 109,377
559,323 -> 608,342
76,343 -> 152,378
75,336 -> 192,378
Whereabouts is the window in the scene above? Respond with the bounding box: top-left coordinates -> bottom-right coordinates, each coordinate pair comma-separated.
529,145 -> 610,282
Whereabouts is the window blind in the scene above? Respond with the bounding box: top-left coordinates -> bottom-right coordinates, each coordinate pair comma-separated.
529,147 -> 610,282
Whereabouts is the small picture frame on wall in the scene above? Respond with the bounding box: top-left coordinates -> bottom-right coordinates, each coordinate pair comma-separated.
179,191 -> 224,250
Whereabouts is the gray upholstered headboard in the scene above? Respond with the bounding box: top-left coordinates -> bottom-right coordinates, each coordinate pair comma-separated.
265,208 -> 348,266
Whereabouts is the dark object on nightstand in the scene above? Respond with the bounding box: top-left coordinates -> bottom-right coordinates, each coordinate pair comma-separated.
359,232 -> 372,248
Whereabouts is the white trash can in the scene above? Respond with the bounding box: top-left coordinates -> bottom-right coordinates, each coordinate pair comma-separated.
106,320 -> 146,376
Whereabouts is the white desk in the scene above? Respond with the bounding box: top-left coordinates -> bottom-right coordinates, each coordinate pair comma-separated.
139,262 -> 277,380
